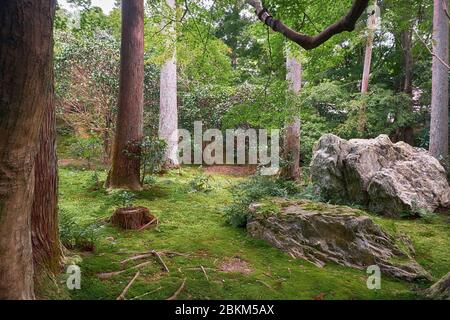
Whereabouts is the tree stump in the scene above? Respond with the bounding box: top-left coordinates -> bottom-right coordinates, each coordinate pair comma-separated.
111,206 -> 155,230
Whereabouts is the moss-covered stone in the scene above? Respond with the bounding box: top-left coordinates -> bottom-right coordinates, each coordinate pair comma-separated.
248,198 -> 431,282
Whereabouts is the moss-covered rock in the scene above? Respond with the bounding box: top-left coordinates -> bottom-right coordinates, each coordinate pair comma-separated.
426,272 -> 450,300
248,199 -> 431,282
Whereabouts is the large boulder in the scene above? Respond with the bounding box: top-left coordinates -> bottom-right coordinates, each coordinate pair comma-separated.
310,134 -> 450,217
247,199 -> 431,282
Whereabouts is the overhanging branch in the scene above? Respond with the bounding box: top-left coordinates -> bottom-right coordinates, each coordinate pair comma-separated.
246,0 -> 370,50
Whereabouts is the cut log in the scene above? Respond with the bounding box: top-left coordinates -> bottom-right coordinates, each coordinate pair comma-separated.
111,206 -> 155,230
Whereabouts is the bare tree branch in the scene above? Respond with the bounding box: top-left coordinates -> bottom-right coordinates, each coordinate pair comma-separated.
413,28 -> 450,70
246,0 -> 370,50
443,0 -> 450,20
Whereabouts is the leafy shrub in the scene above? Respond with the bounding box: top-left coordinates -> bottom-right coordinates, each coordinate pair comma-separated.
69,136 -> 103,169
224,175 -> 301,227
85,171 -> 102,191
59,209 -> 98,251
188,174 -> 214,193
336,86 -> 414,140
123,136 -> 167,185
139,136 -> 167,183
108,190 -> 136,208
143,175 -> 157,186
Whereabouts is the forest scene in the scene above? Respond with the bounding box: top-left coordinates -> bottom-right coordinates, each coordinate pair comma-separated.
0,0 -> 450,305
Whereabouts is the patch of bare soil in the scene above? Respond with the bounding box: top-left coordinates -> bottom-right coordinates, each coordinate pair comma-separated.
219,257 -> 253,274
203,165 -> 257,176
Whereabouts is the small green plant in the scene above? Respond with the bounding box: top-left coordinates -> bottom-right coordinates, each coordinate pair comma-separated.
59,209 -> 98,251
224,175 -> 301,228
188,174 -> 214,193
85,171 -> 102,190
70,136 -> 102,169
108,190 -> 136,208
123,136 -> 167,185
143,175 -> 157,186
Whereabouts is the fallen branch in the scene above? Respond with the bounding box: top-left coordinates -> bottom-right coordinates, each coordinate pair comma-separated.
120,250 -> 188,266
182,267 -> 216,271
166,278 -> 187,300
120,252 -> 154,265
200,266 -> 209,281
97,261 -> 152,280
152,250 -> 170,273
138,217 -> 157,231
117,271 -> 140,300
256,279 -> 274,290
130,287 -> 163,300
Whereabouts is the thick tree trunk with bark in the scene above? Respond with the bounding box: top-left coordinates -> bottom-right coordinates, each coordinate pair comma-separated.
401,29 -> 413,96
159,0 -> 179,168
32,86 -> 63,275
108,0 -> 144,190
0,0 -> 56,300
281,52 -> 301,181
392,27 -> 415,146
429,0 -> 449,163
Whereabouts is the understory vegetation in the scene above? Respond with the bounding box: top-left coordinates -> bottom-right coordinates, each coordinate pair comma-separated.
54,166 -> 450,300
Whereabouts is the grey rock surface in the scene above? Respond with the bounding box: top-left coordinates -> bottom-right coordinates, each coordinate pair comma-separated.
310,134 -> 450,217
247,199 -> 431,282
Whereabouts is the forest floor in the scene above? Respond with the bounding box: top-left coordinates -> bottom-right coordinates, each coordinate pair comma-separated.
42,164 -> 450,300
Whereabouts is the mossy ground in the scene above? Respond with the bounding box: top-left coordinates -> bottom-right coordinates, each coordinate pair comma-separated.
55,166 -> 450,300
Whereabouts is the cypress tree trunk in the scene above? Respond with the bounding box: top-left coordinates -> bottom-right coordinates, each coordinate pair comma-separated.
281,52 -> 302,181
0,0 -> 56,300
31,81 -> 63,275
108,0 -> 145,190
159,0 -> 179,168
429,0 -> 449,163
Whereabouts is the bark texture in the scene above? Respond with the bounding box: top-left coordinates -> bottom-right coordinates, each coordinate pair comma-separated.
159,0 -> 179,168
32,85 -> 63,275
108,0 -> 144,190
111,207 -> 154,230
401,29 -> 414,96
429,0 -> 449,163
281,52 -> 301,180
0,0 -> 56,300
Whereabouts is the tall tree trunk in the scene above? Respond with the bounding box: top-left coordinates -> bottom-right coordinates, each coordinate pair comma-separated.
401,29 -> 413,96
159,0 -> 179,168
429,0 -> 449,163
390,27 -> 415,146
31,82 -> 63,275
0,0 -> 56,300
281,51 -> 301,181
359,1 -> 378,134
107,0 -> 144,190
